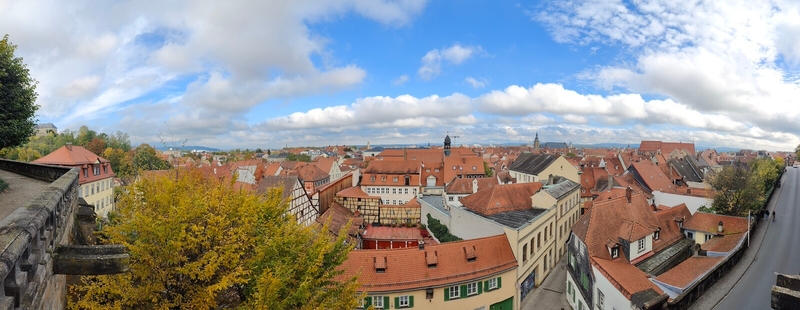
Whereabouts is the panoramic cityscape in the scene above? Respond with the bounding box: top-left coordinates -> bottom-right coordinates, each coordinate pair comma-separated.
2,1 -> 800,310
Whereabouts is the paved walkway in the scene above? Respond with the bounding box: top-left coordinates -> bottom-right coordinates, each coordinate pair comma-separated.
688,176 -> 782,309
521,255 -> 569,310
0,169 -> 50,221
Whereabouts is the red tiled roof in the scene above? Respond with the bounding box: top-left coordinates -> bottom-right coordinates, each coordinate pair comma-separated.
296,164 -> 329,182
317,202 -> 363,237
460,182 -> 544,216
652,204 -> 692,253
444,176 -> 499,194
34,145 -> 115,184
314,156 -> 338,174
592,258 -> 663,299
683,212 -> 749,235
630,161 -> 677,193
654,256 -> 723,289
338,234 -> 517,292
337,186 -> 377,199
701,232 -> 747,253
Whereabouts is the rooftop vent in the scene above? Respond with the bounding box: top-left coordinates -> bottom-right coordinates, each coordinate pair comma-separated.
374,256 -> 387,273
464,246 -> 477,263
425,251 -> 438,268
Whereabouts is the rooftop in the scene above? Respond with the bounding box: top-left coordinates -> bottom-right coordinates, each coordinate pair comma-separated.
475,207 -> 548,229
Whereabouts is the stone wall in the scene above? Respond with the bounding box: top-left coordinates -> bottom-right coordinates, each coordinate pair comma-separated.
0,159 -> 79,310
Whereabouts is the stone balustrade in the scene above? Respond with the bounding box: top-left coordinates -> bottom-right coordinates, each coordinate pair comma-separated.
0,159 -> 79,309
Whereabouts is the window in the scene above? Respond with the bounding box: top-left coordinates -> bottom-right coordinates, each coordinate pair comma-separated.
705,234 -> 713,242
544,227 -> 548,242
398,295 -> 410,307
544,254 -> 549,271
530,238 -> 535,255
382,176 -> 386,181
371,176 -> 376,182
93,165 -> 100,175
611,246 -> 619,258
374,295 -> 385,309
404,188 -> 408,194
83,168 -> 88,178
638,238 -> 646,253
449,286 -> 460,299
358,297 -> 365,308
467,282 -> 478,296
448,196 -> 454,201
537,233 -> 541,249
597,289 -> 605,310
523,244 -> 528,262
488,277 -> 498,290
654,229 -> 661,240
393,177 -> 398,183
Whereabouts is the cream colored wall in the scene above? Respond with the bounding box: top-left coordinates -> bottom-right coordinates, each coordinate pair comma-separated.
80,177 -> 114,218
555,191 -> 581,258
538,156 -> 580,183
361,270 -> 517,310
629,235 -> 653,261
504,204 -> 557,307
693,231 -> 714,245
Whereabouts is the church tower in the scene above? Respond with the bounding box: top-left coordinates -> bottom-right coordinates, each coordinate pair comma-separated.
533,132 -> 540,149
444,135 -> 451,157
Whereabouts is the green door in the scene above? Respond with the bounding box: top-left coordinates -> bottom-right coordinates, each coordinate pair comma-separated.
490,297 -> 513,310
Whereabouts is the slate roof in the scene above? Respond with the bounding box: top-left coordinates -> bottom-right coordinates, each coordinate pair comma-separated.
508,153 -> 559,175
420,195 -> 449,216
460,182 -> 544,216
477,208 -> 548,229
338,234 -> 517,292
669,157 -> 704,182
542,142 -> 568,149
544,179 -> 580,200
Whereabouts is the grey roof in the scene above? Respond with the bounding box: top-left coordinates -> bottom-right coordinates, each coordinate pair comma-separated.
34,123 -> 56,129
542,142 -> 568,149
669,156 -> 704,182
471,208 -> 548,229
508,153 -> 559,175
544,179 -> 581,200
420,195 -> 449,216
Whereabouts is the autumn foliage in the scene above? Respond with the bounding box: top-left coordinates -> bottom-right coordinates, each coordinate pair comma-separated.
70,168 -> 360,309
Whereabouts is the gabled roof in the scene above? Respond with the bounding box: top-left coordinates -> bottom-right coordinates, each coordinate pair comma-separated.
317,202 -> 363,237
337,186 -> 378,199
460,182 -> 544,216
34,145 -> 110,166
444,176 -> 499,194
338,234 -> 517,292
593,257 -> 664,299
652,204 -> 692,252
296,164 -> 329,182
629,161 -> 676,193
363,160 -> 421,174
254,175 -> 299,199
683,212 -> 749,235
508,153 -> 559,175
669,157 -> 704,182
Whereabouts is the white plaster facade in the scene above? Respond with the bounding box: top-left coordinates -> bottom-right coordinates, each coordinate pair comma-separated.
653,191 -> 713,214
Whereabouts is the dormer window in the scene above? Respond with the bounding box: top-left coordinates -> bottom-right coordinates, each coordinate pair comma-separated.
374,257 -> 387,273
637,238 -> 646,253
611,246 -> 619,258
654,229 -> 661,240
464,246 -> 477,263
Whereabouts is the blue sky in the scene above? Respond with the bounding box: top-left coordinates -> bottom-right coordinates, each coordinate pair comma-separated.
3,0 -> 800,151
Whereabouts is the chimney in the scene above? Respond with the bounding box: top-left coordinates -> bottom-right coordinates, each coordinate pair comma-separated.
418,240 -> 425,250
607,175 -> 613,192
66,142 -> 72,151
625,186 -> 633,203
548,174 -> 554,186
718,221 -> 724,233
472,178 -> 478,193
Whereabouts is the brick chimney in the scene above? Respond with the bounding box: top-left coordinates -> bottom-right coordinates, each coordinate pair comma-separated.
625,186 -> 633,203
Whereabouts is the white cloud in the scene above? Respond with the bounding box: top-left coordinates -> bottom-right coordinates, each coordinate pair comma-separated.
418,44 -> 482,80
464,77 -> 488,89
392,74 -> 410,86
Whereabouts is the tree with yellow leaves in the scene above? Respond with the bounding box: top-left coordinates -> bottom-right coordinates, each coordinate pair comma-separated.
70,168 -> 361,309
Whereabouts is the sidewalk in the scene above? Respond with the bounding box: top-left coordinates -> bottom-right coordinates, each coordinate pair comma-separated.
688,179 -> 781,309
520,255 -> 569,310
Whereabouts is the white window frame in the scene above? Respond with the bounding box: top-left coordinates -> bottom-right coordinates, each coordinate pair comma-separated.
449,285 -> 460,299
705,233 -> 713,242
488,277 -> 498,290
398,295 -> 410,307
611,247 -> 619,258
597,289 -> 605,310
638,238 -> 646,253
373,295 -> 384,309
467,282 -> 478,296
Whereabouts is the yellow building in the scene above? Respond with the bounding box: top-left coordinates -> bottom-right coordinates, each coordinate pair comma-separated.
34,144 -> 115,218
339,234 -> 518,310
508,153 -> 580,184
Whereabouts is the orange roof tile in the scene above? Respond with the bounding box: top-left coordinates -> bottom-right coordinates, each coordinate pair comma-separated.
337,186 -> 378,199
654,256 -> 723,289
317,202 -> 363,237
338,234 -> 517,292
683,212 -> 749,235
34,145 -> 115,184
700,232 -> 747,253
460,182 -> 544,216
362,224 -> 423,240
630,161 -> 677,193
592,258 -> 663,299
444,176 -> 499,194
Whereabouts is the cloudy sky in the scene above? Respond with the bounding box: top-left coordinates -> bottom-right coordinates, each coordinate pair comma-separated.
4,0 -> 800,151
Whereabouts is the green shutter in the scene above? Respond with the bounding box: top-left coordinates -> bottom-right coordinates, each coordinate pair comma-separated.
444,287 -> 450,301
497,277 -> 502,289
409,296 -> 414,308
484,280 -> 489,292
365,296 -> 372,308
460,285 -> 468,298
384,296 -> 390,309
478,282 -> 483,294
395,297 -> 400,308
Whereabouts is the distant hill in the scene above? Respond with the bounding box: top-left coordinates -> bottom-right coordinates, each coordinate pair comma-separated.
154,145 -> 221,152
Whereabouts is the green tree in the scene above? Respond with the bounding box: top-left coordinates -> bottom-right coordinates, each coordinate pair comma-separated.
286,154 -> 311,162
707,165 -> 761,215
750,158 -> 781,196
0,35 -> 39,149
131,143 -> 171,172
483,161 -> 493,177
70,168 -> 360,309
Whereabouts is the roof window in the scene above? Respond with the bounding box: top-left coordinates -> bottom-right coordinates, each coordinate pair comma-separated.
464,246 -> 477,263
425,251 -> 438,268
374,257 -> 387,273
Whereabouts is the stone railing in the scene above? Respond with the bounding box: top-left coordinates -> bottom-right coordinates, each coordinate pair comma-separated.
0,159 -> 79,309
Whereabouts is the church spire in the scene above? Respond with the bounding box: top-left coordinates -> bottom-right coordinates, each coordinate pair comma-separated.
533,132 -> 540,149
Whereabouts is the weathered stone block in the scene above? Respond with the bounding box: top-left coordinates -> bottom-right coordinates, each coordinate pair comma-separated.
52,245 -> 129,275
772,285 -> 800,309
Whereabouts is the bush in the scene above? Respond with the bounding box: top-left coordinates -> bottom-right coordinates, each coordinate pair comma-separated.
426,214 -> 462,243
0,177 -> 7,192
